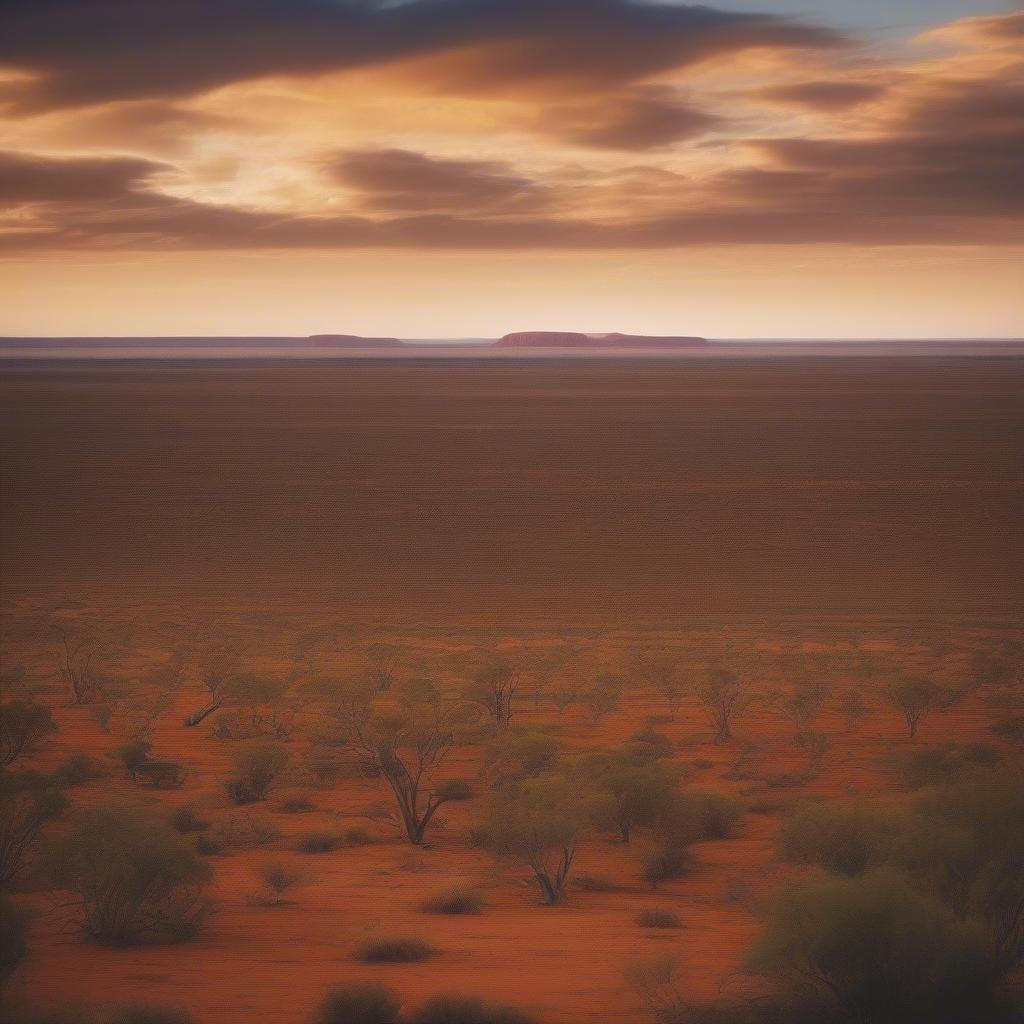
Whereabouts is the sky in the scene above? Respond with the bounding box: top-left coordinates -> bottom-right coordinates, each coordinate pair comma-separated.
0,0 -> 1021,338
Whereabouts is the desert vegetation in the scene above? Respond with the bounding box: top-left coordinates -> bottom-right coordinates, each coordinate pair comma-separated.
0,596 -> 1020,1024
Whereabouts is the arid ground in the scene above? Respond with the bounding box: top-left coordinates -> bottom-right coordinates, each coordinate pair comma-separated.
1,357 -> 1022,1024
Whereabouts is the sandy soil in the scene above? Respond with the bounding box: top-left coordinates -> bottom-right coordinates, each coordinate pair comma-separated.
1,357 -> 1021,1022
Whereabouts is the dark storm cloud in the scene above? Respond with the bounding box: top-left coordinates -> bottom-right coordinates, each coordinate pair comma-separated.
0,150 -> 165,206
544,87 -> 719,150
755,79 -> 888,110
0,0 -> 840,111
330,149 -> 549,212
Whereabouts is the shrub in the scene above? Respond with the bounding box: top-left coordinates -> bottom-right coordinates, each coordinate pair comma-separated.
0,770 -> 67,887
688,790 -> 743,840
0,700 -> 57,766
201,814 -> 279,854
195,834 -> 222,856
748,868 -> 1001,1024
310,983 -> 400,1024
297,831 -> 340,854
484,731 -> 560,784
1,893 -> 29,981
115,740 -> 152,775
46,802 -> 212,944
410,994 -> 538,1024
54,753 -> 97,788
356,937 -> 434,963
254,861 -> 306,904
421,886 -> 484,915
226,742 -> 290,804
637,908 -> 682,928
779,801 -> 894,876
642,845 -> 695,888
894,742 -> 1002,789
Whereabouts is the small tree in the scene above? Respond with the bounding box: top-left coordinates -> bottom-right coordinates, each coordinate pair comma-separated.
630,648 -> 685,719
0,700 -> 57,766
46,802 -> 212,944
897,772 -> 1024,969
52,623 -> 108,705
693,665 -> 753,744
0,770 -> 67,887
185,641 -> 245,726
484,730 -> 560,785
577,751 -> 680,844
886,676 -> 954,739
339,694 -> 472,845
226,742 -> 290,804
581,673 -> 624,724
363,643 -> 405,694
838,687 -> 868,732
783,678 -> 829,737
749,868 -> 1001,1024
478,775 -> 605,904
460,653 -> 522,731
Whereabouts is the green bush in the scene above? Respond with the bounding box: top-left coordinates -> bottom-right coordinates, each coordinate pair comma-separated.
310,983 -> 400,1024
642,845 -> 694,888
0,770 -> 67,887
894,743 -> 1002,789
778,801 -> 894,876
356,937 -> 435,963
688,791 -> 743,840
0,700 -> 57,767
410,994 -> 537,1024
748,868 -> 1001,1024
226,742 -> 290,804
421,886 -> 484,915
45,802 -> 212,945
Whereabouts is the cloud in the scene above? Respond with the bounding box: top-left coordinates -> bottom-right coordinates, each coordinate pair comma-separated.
755,79 -> 888,111
0,7 -> 1020,255
541,87 -> 719,150
1,0 -> 840,112
329,148 -> 549,213
0,150 -> 165,207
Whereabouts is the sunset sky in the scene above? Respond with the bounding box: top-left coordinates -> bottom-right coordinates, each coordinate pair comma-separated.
1,0 -> 1021,338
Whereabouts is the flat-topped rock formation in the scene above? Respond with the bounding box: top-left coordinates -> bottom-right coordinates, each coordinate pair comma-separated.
308,334 -> 404,347
497,332 -> 707,348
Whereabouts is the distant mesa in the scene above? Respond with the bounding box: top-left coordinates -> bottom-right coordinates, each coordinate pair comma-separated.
308,334 -> 404,347
497,332 -> 707,348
